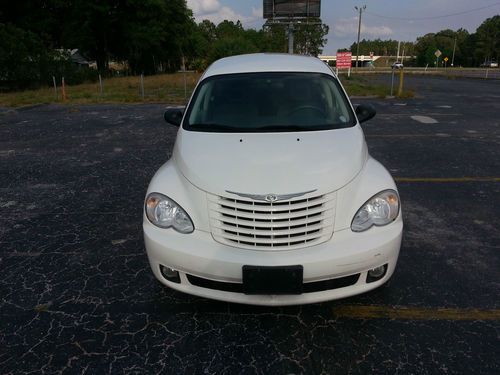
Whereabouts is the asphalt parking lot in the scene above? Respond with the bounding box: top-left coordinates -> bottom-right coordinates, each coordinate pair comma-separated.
1,75 -> 499,374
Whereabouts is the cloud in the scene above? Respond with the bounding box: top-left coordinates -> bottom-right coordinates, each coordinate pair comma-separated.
252,6 -> 263,18
187,0 -> 219,14
333,17 -> 393,38
187,0 -> 259,25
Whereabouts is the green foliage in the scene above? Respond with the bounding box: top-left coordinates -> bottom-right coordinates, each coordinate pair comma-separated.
475,15 -> 500,63
45,51 -> 99,86
207,20 -> 260,62
210,37 -> 260,62
0,23 -> 47,89
261,24 -> 288,53
415,30 -> 458,66
293,21 -> 329,56
2,0 -> 498,91
350,39 -> 414,57
0,23 -> 97,90
1,0 -> 194,75
187,19 -> 329,70
356,17 -> 498,68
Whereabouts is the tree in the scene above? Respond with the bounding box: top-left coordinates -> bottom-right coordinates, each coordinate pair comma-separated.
261,24 -> 287,53
293,21 -> 329,56
414,28 -> 474,67
0,23 -> 47,89
260,21 -> 329,55
475,15 -> 500,63
350,39 -> 413,57
116,0 -> 193,74
208,21 -> 259,63
1,0 -> 195,74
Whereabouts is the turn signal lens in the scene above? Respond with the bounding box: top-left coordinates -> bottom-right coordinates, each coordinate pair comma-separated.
351,190 -> 400,232
145,193 -> 194,233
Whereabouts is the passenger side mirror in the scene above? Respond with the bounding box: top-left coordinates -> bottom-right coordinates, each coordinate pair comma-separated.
164,107 -> 184,127
355,104 -> 376,123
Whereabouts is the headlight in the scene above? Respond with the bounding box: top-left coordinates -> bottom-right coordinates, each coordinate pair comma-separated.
145,192 -> 194,233
351,190 -> 400,232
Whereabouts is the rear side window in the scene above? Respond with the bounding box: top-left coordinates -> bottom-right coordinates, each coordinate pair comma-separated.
184,72 -> 355,132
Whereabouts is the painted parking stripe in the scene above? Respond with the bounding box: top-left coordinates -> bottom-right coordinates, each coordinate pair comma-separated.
332,305 -> 500,321
366,134 -> 453,138
366,133 -> 497,139
377,113 -> 461,117
395,177 -> 500,183
411,115 -> 438,124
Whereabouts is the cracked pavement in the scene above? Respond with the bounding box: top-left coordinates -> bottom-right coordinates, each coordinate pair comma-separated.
1,76 -> 499,374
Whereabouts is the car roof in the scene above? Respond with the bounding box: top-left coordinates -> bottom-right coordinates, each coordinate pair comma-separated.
203,53 -> 334,78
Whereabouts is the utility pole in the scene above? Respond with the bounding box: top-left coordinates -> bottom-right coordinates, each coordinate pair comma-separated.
354,5 -> 366,69
451,37 -> 457,67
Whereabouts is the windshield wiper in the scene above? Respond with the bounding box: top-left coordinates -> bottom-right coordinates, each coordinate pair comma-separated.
253,125 -> 312,132
186,123 -> 331,132
186,123 -> 244,132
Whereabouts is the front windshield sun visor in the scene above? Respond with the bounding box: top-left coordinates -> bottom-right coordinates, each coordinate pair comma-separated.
183,72 -> 356,133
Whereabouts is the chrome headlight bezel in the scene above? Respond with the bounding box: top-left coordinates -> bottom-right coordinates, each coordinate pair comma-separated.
351,189 -> 400,232
145,192 -> 194,234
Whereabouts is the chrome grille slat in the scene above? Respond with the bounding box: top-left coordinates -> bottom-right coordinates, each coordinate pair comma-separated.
212,214 -> 330,229
219,231 -> 324,245
219,195 -> 330,212
208,192 -> 336,251
212,222 -> 325,237
211,202 -> 333,221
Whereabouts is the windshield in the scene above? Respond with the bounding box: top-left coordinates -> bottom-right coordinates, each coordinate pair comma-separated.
183,72 -> 356,132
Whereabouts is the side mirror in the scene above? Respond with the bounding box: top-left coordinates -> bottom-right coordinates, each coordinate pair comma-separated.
355,104 -> 376,123
164,107 -> 184,127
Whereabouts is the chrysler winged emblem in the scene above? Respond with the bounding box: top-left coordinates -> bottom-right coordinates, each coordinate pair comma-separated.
226,189 -> 317,202
265,194 -> 278,203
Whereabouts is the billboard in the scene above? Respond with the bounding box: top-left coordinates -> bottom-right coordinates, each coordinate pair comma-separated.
263,0 -> 321,19
336,52 -> 352,69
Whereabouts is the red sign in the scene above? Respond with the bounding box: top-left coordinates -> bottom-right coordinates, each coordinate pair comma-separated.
336,52 -> 352,69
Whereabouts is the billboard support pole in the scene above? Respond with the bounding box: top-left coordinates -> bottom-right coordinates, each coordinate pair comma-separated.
288,23 -> 294,54
263,1 -> 321,55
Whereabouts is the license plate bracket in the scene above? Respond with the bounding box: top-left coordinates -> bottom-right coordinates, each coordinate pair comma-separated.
242,265 -> 303,295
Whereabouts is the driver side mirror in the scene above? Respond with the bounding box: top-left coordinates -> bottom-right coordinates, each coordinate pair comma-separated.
164,107 -> 185,127
355,104 -> 376,123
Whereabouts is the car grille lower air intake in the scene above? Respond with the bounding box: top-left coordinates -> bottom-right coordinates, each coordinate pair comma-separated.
208,191 -> 335,250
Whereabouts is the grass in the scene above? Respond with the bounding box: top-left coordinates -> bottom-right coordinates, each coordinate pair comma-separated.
340,74 -> 415,99
339,74 -> 389,97
0,72 -> 202,107
0,71 -> 413,108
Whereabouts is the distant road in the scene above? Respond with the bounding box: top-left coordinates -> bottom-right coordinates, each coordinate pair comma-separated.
344,67 -> 500,80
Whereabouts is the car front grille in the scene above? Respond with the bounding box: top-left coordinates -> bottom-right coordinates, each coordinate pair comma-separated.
208,191 -> 335,250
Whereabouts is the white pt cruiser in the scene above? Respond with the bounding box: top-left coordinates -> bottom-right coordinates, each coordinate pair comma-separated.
143,53 -> 403,306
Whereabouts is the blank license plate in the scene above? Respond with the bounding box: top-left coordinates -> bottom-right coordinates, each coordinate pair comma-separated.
242,265 -> 303,295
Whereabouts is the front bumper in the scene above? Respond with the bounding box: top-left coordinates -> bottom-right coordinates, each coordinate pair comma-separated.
143,216 -> 402,306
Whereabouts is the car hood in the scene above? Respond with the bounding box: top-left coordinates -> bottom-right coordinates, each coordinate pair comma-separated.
174,126 -> 368,196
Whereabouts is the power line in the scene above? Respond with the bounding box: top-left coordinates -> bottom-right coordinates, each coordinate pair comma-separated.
365,2 -> 500,21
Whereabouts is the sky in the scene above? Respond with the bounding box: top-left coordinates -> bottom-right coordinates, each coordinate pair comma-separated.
186,0 -> 500,55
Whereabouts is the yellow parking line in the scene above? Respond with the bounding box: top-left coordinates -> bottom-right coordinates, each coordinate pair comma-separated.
332,305 -> 500,321
366,134 -> 489,138
366,134 -> 440,138
377,113 -> 462,116
395,177 -> 500,183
